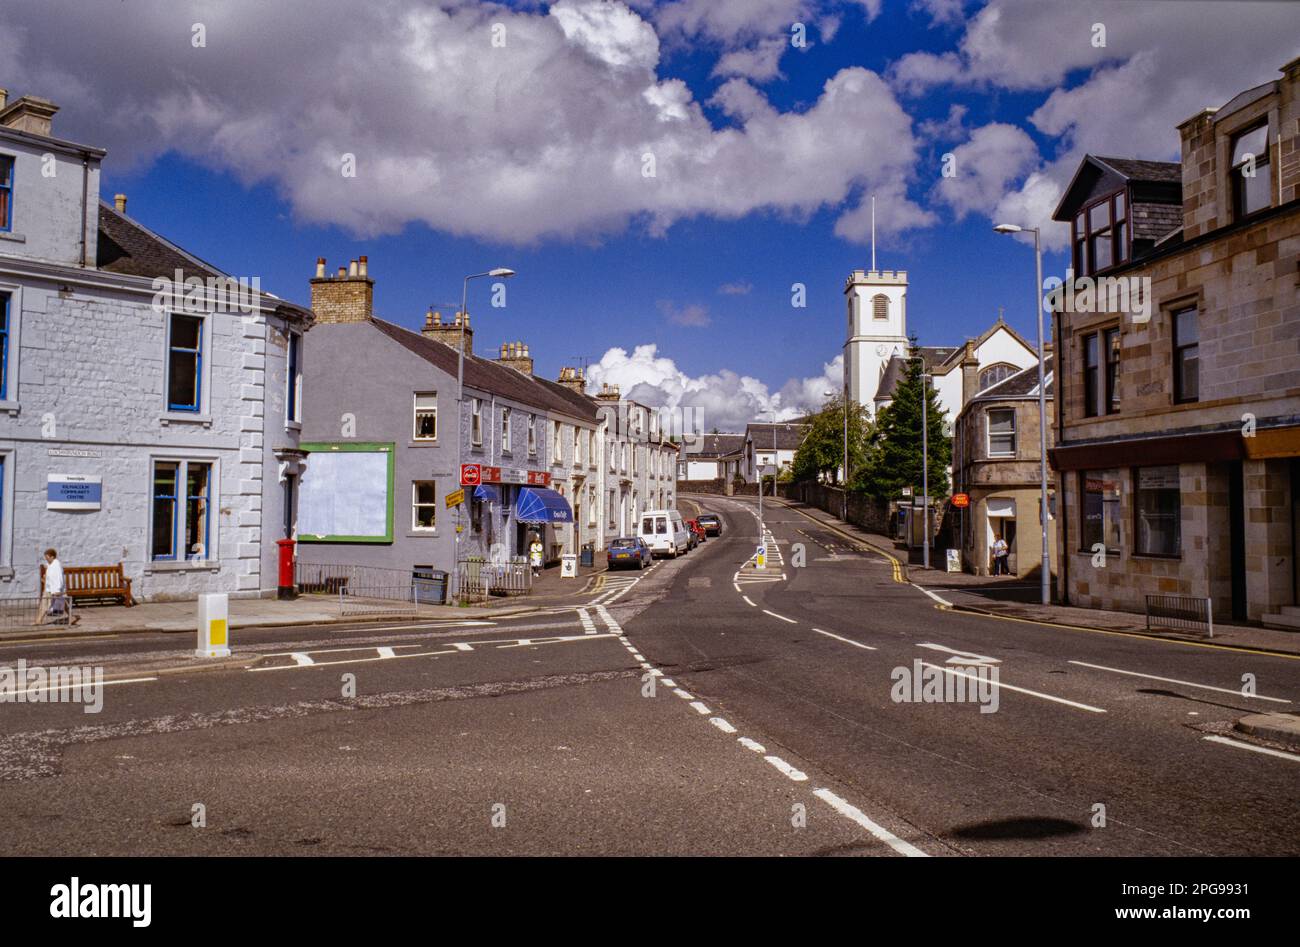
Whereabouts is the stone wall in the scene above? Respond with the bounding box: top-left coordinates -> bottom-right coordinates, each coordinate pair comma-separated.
788,481 -> 892,534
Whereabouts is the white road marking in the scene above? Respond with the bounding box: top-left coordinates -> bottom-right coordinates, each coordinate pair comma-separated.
764,755 -> 808,781
919,661 -> 1106,714
451,642 -> 474,651
733,583 -> 741,593
737,737 -> 766,753
21,675 -> 157,696
912,585 -> 953,607
290,653 -> 314,666
689,701 -> 711,715
1069,661 -> 1292,703
763,609 -> 797,624
710,717 -> 737,734
660,678 -> 677,688
577,608 -> 598,635
673,688 -> 693,700
812,628 -> 877,651
917,642 -> 1000,665
1203,735 -> 1300,763
812,788 -> 929,858
742,596 -> 757,607
376,647 -> 396,659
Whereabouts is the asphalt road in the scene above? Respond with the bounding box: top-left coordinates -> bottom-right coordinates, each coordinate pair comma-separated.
0,496 -> 1296,856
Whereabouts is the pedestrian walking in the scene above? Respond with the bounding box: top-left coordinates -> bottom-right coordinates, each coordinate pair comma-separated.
992,537 -> 1009,576
38,548 -> 79,626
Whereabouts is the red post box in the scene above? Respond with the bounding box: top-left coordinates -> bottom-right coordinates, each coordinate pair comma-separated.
276,538 -> 297,600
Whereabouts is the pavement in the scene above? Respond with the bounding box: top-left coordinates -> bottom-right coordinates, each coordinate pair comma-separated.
0,559 -> 609,642
766,495 -> 1300,657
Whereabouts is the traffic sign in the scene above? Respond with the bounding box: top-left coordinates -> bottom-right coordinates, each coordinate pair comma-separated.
951,493 -> 970,509
460,464 -> 481,486
445,488 -> 465,509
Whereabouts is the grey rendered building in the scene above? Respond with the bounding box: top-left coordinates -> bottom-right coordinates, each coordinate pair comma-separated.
298,258 -> 601,581
0,90 -> 311,599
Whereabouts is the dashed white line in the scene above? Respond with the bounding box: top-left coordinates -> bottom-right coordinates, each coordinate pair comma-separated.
21,675 -> 157,696
762,609 -> 797,624
689,701 -> 711,715
812,788 -> 929,857
738,737 -> 766,753
660,678 -> 677,688
742,596 -> 757,607
764,755 -> 808,782
673,688 -> 694,700
1203,735 -> 1300,763
1069,661 -> 1291,703
812,628 -> 877,651
376,646 -> 396,659
710,717 -> 737,734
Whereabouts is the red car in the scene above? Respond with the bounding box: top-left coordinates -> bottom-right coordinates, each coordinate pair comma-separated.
686,519 -> 707,545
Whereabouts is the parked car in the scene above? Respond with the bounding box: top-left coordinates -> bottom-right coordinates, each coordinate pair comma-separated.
639,509 -> 690,557
687,519 -> 707,544
607,536 -> 652,570
684,523 -> 698,550
697,513 -> 722,536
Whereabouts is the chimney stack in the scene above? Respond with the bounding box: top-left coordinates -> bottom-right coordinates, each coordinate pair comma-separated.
422,309 -> 474,355
0,90 -> 7,111
497,340 -> 533,376
0,95 -> 59,137
114,193 -> 127,214
960,340 -> 980,405
309,255 -> 375,325
596,382 -> 621,401
557,366 -> 587,393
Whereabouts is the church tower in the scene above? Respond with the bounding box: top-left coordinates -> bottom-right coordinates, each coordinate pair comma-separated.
843,268 -> 909,417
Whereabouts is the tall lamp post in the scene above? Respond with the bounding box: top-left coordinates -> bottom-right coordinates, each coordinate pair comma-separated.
994,223 -> 1050,606
906,356 -> 932,570
452,267 -> 515,601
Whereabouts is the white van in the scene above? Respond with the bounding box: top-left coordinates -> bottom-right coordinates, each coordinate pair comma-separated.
639,509 -> 690,558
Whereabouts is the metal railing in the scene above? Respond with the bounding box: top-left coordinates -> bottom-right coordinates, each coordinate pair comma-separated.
1145,594 -> 1214,638
337,586 -> 421,619
457,558 -> 532,600
295,562 -> 411,595
0,596 -> 78,632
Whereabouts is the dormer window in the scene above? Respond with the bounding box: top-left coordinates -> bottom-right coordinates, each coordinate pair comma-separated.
979,363 -> 1017,391
1231,123 -> 1271,219
1073,191 -> 1128,276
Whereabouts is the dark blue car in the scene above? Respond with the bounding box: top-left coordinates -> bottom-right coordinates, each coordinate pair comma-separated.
607,536 -> 652,570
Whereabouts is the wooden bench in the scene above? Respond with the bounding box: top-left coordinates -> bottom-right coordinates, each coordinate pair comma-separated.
41,562 -> 136,607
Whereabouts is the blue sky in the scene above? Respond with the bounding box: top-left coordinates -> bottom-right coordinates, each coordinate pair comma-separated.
7,0 -> 1297,429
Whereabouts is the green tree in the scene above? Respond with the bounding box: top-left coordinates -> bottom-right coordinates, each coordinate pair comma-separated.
791,395 -> 874,484
855,355 -> 951,499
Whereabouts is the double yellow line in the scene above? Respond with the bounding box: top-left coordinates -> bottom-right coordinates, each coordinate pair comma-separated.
776,498 -> 906,584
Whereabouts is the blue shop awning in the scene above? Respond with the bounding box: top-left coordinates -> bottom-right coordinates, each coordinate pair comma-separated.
474,484 -> 501,503
514,486 -> 573,524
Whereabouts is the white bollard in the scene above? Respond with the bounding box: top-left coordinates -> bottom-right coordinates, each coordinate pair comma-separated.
195,593 -> 231,658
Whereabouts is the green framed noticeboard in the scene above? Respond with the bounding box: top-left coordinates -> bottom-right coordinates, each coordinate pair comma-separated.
297,442 -> 395,543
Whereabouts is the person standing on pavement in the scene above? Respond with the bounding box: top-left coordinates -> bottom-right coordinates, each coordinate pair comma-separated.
529,535 -> 544,577
38,548 -> 79,625
991,536 -> 1009,576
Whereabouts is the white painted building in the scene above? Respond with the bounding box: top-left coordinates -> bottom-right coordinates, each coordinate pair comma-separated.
0,91 -> 311,600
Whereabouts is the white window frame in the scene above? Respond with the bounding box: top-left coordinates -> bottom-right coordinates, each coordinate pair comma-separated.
527,414 -> 537,455
162,311 -> 213,422
146,455 -> 220,566
285,329 -> 303,428
413,392 -> 438,441
0,281 -> 23,414
553,421 -> 563,464
573,426 -> 581,468
501,406 -> 512,453
987,408 -> 1016,457
0,448 -> 14,577
471,398 -> 483,446
412,480 -> 438,531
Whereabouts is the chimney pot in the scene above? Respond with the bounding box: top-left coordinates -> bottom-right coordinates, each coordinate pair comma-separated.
433,311 -> 442,326
337,267 -> 346,278
113,193 -> 127,214
348,259 -> 359,277
358,255 -> 369,278
315,258 -> 326,279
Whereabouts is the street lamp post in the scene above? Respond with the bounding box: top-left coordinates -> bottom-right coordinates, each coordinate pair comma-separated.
994,223 -> 1050,606
906,356 -> 932,569
451,267 -> 515,601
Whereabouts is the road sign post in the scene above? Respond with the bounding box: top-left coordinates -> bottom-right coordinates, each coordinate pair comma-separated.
756,544 -> 766,570
195,593 -> 230,658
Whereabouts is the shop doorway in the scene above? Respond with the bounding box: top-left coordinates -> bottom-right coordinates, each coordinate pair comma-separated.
986,497 -> 1016,575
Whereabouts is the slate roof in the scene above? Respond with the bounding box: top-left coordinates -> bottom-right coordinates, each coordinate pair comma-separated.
96,200 -> 312,322
745,422 -> 809,451
369,318 -> 597,422
970,356 -> 1055,401
1052,154 -> 1182,222
691,433 -> 746,458
1092,156 -> 1182,183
